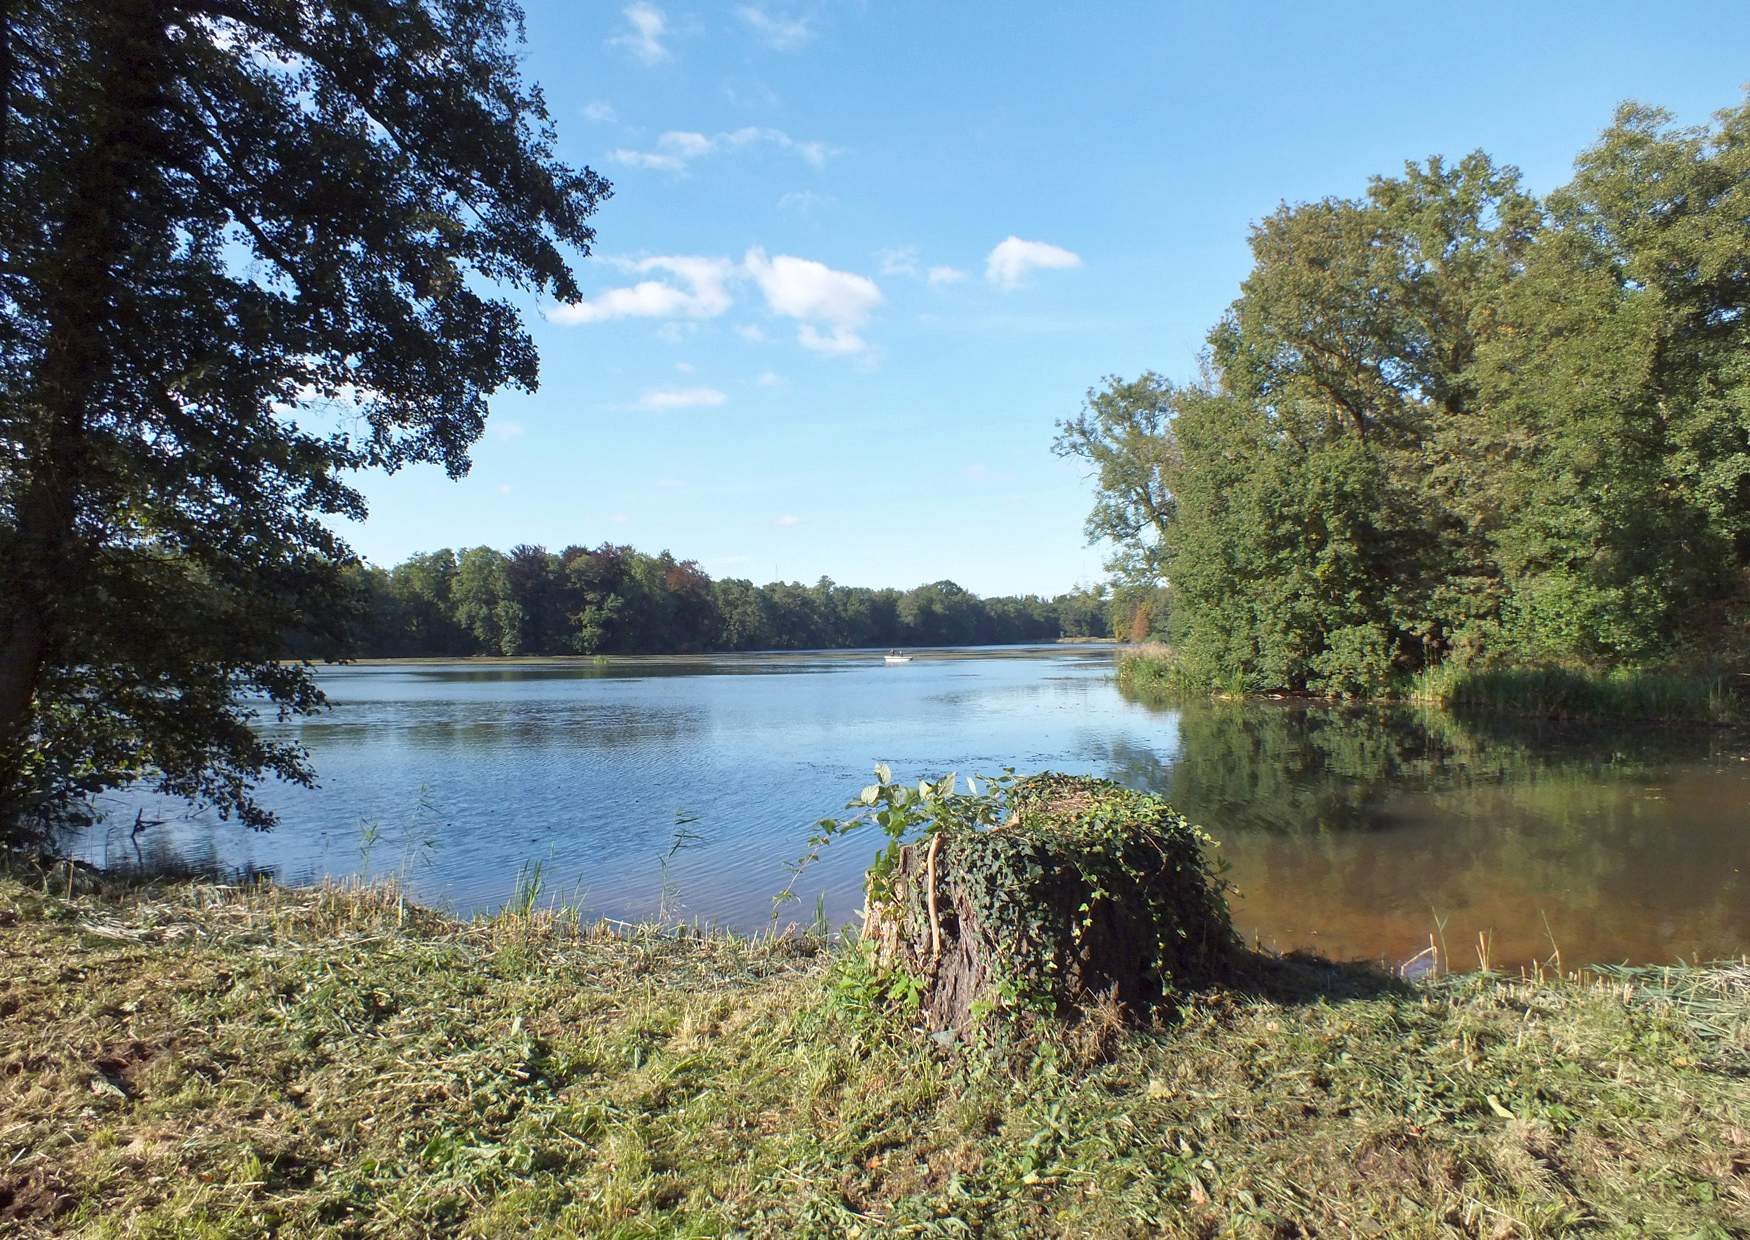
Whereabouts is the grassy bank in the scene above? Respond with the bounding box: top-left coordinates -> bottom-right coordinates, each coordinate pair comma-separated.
1117,646 -> 1749,724
3,869 -> 1746,1236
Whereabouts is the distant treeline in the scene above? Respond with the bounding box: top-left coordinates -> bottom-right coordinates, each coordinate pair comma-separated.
307,545 -> 1163,657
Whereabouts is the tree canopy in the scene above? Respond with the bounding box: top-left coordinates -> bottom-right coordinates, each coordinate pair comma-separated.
0,0 -> 608,841
1061,97 -> 1750,695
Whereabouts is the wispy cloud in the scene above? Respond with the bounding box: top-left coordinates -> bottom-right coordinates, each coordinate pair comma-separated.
610,126 -> 834,175
581,100 -> 617,123
638,387 -> 728,410
547,256 -> 733,325
777,189 -> 831,214
878,245 -> 922,278
880,249 -> 971,288
489,419 -> 526,441
744,247 -> 882,357
735,5 -> 813,51
737,323 -> 770,343
797,324 -> 869,355
773,514 -> 802,527
986,236 -> 1082,290
609,3 -> 669,65
756,370 -> 784,387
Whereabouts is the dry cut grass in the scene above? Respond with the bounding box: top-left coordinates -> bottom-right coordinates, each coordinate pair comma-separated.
2,865 -> 1747,1237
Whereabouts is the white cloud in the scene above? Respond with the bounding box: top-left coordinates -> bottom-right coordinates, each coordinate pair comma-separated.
547,256 -> 733,325
555,248 -> 884,358
655,477 -> 687,489
985,236 -> 1082,290
607,147 -> 687,173
489,419 -> 526,440
675,361 -> 695,374
744,248 -> 882,358
735,5 -> 813,50
611,126 -> 834,175
659,130 -> 715,158
610,3 -> 669,65
638,386 -> 728,410
774,514 -> 802,527
743,248 -> 880,327
756,370 -> 784,387
928,265 -> 969,286
610,513 -> 630,525
582,101 -> 617,123
497,484 -> 514,496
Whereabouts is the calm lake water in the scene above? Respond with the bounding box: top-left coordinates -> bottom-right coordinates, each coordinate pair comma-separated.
71,646 -> 1750,969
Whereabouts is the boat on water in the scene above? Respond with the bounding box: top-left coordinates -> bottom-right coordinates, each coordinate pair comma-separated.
883,650 -> 912,664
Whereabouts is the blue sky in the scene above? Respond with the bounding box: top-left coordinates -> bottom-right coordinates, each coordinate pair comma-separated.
340,0 -> 1750,596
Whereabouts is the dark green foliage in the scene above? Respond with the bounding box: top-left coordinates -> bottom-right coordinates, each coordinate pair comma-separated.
1062,97 -> 1750,695
0,0 -> 607,840
861,774 -> 1235,1030
325,542 -> 1093,656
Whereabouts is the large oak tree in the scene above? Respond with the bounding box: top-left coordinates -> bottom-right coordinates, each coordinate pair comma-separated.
0,0 -> 608,840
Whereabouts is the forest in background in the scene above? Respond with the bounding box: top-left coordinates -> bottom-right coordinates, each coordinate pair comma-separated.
313,545 -> 1161,656
1058,98 -> 1750,697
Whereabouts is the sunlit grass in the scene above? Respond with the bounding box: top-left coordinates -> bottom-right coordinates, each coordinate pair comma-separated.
3,865 -> 1746,1236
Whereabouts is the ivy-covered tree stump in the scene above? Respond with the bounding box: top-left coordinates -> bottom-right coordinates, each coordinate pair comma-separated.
861,774 -> 1235,1032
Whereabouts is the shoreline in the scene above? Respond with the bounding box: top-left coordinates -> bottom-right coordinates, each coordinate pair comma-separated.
281,641 -> 1119,668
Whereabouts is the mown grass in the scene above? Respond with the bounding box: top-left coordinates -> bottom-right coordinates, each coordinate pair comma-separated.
3,866 -> 1747,1237
1117,645 -> 1749,724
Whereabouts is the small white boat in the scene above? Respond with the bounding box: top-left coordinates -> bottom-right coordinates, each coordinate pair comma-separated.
883,650 -> 912,664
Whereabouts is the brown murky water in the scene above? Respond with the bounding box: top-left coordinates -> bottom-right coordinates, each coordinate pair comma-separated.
72,649 -> 1750,968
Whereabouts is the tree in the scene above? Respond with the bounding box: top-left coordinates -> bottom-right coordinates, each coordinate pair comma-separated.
1064,97 -> 1750,693
1053,373 -> 1182,583
0,0 -> 608,839
452,547 -> 517,655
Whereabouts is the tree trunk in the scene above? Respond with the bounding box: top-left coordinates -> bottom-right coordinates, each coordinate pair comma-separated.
0,0 -> 166,822
862,775 -> 1235,1033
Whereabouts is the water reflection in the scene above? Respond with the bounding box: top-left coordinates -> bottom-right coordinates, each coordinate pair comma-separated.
1109,695 -> 1750,968
65,648 -> 1748,970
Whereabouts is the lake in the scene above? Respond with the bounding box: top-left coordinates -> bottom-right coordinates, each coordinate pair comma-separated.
70,646 -> 1750,970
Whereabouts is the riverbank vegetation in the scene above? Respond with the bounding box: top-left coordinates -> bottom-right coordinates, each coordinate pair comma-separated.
1060,96 -> 1750,703
1117,645 -> 1749,724
312,545 -> 1121,657
3,866 -> 1746,1236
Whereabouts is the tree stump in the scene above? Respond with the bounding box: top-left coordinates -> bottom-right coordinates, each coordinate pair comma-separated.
862,774 -> 1235,1032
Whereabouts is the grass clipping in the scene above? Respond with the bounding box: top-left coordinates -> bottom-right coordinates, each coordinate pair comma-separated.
862,774 -> 1235,1032
2,864 -> 1748,1236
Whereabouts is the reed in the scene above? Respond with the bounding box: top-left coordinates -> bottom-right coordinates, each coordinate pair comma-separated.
1408,662 -> 1746,724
